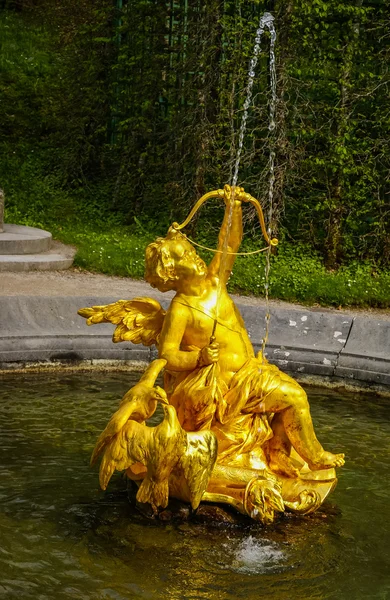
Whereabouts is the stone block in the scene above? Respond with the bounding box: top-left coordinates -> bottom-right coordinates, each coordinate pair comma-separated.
335,317 -> 390,384
239,304 -> 353,375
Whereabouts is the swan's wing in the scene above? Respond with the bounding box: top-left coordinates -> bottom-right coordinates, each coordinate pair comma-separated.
78,297 -> 166,346
180,430 -> 218,509
98,420 -> 149,490
92,359 -> 168,466
90,401 -> 142,466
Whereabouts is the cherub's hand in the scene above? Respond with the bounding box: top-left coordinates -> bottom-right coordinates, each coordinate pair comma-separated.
223,184 -> 245,208
198,342 -> 220,366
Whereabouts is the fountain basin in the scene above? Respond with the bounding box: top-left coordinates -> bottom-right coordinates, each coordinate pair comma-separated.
0,371 -> 388,599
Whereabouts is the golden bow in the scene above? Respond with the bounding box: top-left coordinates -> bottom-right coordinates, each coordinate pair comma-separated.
172,184 -> 278,247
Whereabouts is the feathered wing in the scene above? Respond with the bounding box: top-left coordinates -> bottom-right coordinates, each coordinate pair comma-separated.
94,402 -> 218,510
92,359 -> 168,466
98,420 -> 149,490
91,401 -> 144,467
95,404 -> 180,509
136,405 -> 185,509
136,477 -> 169,508
180,430 -> 218,509
78,297 -> 166,346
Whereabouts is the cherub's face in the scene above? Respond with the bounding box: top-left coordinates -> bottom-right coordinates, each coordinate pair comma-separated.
164,238 -> 207,283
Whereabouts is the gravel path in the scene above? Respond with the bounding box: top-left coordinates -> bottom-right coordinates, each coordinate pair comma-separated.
1,267 -> 389,320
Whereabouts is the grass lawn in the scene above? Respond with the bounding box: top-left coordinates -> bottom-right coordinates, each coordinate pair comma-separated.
46,221 -> 390,309
3,174 -> 390,309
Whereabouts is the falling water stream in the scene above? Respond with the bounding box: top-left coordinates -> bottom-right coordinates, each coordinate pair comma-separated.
231,12 -> 276,188
218,12 -> 277,351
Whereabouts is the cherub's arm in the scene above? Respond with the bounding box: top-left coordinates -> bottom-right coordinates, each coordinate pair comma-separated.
208,186 -> 243,283
159,303 -> 218,371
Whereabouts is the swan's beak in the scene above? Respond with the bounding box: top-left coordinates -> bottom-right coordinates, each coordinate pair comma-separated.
155,386 -> 169,404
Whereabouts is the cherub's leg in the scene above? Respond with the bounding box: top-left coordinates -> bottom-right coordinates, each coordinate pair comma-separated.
268,412 -> 300,478
260,379 -> 344,471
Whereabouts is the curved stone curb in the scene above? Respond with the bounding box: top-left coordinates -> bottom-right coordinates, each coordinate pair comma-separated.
0,296 -> 389,387
0,253 -> 75,272
0,225 -> 76,271
0,224 -> 52,255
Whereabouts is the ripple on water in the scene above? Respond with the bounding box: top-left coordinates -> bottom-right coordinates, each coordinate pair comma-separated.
229,535 -> 286,574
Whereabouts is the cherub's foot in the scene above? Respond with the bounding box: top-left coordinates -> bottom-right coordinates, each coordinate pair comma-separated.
269,449 -> 300,479
308,451 -> 345,471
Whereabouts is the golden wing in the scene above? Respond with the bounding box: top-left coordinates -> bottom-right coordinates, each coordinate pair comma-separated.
180,430 -> 218,509
97,420 -> 150,490
91,359 -> 168,466
78,296 -> 166,346
90,401 -> 142,467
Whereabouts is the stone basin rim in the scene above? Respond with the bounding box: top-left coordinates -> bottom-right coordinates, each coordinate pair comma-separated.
0,294 -> 388,392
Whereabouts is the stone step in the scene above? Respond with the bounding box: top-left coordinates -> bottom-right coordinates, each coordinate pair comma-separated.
0,224 -> 52,255
0,243 -> 76,272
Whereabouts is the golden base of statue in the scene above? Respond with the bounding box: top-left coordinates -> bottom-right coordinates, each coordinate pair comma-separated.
79,186 -> 344,525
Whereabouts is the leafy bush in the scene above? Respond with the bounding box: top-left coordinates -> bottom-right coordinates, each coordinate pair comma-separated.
1,6 -> 389,308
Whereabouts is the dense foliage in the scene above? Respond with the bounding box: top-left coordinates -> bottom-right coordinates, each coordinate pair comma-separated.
0,0 -> 389,289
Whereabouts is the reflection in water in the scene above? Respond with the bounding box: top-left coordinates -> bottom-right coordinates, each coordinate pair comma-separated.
0,373 -> 389,600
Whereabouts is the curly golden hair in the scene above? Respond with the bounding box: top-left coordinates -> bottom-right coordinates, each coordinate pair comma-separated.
145,229 -> 188,292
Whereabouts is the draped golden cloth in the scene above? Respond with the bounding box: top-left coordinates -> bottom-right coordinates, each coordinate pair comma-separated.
165,356 -> 291,469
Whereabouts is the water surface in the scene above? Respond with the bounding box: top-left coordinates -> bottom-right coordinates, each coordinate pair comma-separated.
0,373 -> 389,599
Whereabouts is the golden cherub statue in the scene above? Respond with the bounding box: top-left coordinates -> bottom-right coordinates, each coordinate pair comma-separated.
79,185 -> 344,524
